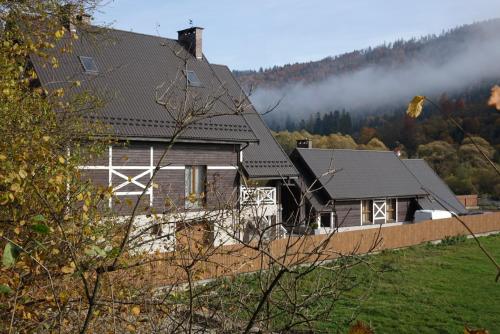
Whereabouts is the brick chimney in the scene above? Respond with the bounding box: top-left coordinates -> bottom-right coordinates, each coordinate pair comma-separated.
60,4 -> 91,33
296,139 -> 312,149
177,27 -> 204,59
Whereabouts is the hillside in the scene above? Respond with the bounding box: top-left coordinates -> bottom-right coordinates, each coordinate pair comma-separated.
234,19 -> 500,199
234,19 -> 500,91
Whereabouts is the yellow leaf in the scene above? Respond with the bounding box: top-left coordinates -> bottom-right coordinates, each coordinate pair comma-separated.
18,170 -> 27,179
131,306 -> 140,316
54,29 -> 65,39
76,193 -> 84,201
14,227 -> 21,235
10,183 -> 21,192
42,136 -> 50,142
61,263 -> 75,274
0,154 -> 6,161
58,156 -> 65,164
406,95 -> 426,118
488,85 -> 500,111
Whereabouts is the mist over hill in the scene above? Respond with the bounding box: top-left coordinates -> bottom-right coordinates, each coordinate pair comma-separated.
234,19 -> 500,122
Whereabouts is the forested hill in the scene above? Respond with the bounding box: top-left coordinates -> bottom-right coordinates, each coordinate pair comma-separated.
233,19 -> 500,90
233,19 -> 500,199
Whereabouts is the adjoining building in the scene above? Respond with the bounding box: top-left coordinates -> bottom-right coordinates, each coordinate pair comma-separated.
284,139 -> 466,234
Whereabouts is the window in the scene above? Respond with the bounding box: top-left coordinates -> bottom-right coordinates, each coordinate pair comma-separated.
386,199 -> 397,223
184,70 -> 202,87
320,213 -> 332,228
185,166 -> 206,209
361,200 -> 373,225
78,56 -> 98,74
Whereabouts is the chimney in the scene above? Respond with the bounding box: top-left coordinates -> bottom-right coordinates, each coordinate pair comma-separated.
76,13 -> 92,26
296,138 -> 313,149
177,27 -> 204,59
60,4 -> 91,33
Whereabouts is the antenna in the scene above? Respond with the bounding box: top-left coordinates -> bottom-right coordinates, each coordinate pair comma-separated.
189,19 -> 193,27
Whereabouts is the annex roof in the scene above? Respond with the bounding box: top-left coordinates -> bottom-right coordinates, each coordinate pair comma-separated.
402,159 -> 467,214
292,148 -> 428,200
30,27 -> 258,143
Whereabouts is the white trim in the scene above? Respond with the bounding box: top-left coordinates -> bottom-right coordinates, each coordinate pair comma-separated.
373,199 -> 387,224
162,166 -> 186,170
207,166 -> 237,170
115,191 -> 144,196
150,146 -> 154,207
108,146 -> 112,208
79,165 -> 186,170
360,200 -> 363,226
112,169 -> 150,190
79,165 -> 235,171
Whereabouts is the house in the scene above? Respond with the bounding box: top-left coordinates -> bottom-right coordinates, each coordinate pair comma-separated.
285,140 -> 466,233
29,15 -> 298,249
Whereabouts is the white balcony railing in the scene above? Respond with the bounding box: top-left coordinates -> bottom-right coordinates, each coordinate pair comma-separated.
240,186 -> 277,206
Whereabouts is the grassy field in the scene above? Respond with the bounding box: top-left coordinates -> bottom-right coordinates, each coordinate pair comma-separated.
326,233 -> 500,333
212,233 -> 500,333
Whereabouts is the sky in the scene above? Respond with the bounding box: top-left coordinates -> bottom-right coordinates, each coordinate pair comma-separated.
94,0 -> 500,71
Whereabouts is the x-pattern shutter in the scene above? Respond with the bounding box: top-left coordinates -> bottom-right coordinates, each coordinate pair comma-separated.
373,200 -> 386,223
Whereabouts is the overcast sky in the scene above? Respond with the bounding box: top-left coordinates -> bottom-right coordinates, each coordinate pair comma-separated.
94,0 -> 500,71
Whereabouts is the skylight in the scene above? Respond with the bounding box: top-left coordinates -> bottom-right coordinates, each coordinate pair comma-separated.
184,70 -> 202,87
78,56 -> 98,74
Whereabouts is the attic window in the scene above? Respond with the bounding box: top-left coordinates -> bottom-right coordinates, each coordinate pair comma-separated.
184,70 -> 201,87
78,56 -> 98,74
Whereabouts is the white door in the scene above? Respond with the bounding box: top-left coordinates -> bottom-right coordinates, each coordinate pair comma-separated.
373,200 -> 386,224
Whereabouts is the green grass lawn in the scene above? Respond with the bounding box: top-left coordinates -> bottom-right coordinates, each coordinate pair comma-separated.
202,234 -> 500,333
327,233 -> 500,333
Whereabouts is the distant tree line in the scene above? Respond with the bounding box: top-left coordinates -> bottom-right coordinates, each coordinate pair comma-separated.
269,110 -> 353,135
234,19 -> 500,90
272,91 -> 500,199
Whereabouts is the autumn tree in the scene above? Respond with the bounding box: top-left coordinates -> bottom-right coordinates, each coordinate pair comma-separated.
0,3 -> 380,333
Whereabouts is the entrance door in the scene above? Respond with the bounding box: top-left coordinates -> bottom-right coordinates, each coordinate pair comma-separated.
373,200 -> 386,224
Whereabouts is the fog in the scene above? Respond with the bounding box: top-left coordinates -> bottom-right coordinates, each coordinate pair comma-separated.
249,23 -> 500,120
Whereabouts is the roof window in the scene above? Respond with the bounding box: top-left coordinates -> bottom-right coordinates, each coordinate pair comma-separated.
184,70 -> 202,87
78,56 -> 98,74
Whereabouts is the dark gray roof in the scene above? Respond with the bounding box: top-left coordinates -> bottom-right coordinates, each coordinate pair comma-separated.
30,27 -> 258,143
292,148 -> 428,200
402,159 -> 467,214
211,64 -> 298,179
